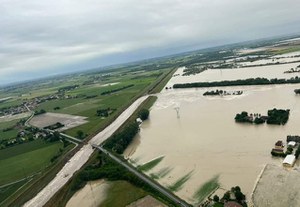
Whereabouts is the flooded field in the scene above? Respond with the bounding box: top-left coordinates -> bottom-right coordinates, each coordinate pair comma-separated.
167,62 -> 300,87
125,65 -> 300,204
66,180 -> 109,207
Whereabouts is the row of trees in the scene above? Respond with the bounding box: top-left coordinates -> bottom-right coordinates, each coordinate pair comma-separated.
104,121 -> 139,154
101,84 -> 134,95
103,108 -> 150,154
173,77 -> 300,88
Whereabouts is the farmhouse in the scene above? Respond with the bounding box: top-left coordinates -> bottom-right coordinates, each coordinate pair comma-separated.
274,140 -> 284,149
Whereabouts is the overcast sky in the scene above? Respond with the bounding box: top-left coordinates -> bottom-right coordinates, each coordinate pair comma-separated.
1,0 -> 300,85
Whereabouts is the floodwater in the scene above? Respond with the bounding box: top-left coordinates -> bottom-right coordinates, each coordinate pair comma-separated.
66,180 -> 109,207
166,62 -> 300,86
124,65 -> 300,204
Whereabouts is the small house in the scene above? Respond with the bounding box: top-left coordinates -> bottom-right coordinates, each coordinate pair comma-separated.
283,155 -> 296,167
275,140 -> 284,149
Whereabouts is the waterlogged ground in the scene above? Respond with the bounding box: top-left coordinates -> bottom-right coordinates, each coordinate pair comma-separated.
166,62 -> 300,86
124,65 -> 300,204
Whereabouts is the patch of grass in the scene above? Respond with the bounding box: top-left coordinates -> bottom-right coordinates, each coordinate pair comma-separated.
150,167 -> 173,180
0,141 -> 63,185
168,170 -> 194,192
0,119 -> 21,141
0,139 -> 50,160
0,179 -> 28,205
35,98 -> 84,112
213,202 -> 224,207
137,156 -> 164,172
271,46 -> 300,55
193,175 -> 220,203
100,180 -> 148,207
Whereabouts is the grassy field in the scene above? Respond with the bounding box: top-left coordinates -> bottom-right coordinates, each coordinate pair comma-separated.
0,179 -> 29,205
0,139 -> 63,185
100,180 -> 148,207
31,70 -> 167,138
0,119 -> 20,141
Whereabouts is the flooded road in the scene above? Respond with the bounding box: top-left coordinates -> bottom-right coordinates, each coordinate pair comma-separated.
125,65 -> 300,204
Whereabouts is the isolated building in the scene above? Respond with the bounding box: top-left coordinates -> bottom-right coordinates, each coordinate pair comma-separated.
283,155 -> 296,167
275,140 -> 284,149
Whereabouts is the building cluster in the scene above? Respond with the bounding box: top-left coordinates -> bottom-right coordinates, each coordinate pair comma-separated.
0,94 -> 77,117
271,137 -> 299,167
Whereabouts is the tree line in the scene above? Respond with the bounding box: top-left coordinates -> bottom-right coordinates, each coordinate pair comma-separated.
173,77 -> 300,88
101,84 -> 134,95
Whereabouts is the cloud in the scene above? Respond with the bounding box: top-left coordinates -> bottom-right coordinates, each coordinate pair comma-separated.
0,0 -> 300,84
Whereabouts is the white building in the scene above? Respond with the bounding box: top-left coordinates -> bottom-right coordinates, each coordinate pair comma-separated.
283,155 -> 296,167
288,141 -> 296,148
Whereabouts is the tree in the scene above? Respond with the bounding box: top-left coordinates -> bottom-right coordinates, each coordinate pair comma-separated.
139,108 -> 149,121
222,191 -> 230,201
77,130 -> 84,139
213,195 -> 219,202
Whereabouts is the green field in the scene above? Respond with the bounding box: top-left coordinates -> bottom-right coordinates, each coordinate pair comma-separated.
29,69 -> 168,137
100,180 -> 148,207
0,119 -> 21,141
0,139 -> 63,185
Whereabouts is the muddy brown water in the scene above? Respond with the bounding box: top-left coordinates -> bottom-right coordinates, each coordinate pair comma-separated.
124,65 -> 300,204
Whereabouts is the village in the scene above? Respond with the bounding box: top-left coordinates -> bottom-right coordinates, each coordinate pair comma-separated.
0,93 -> 77,117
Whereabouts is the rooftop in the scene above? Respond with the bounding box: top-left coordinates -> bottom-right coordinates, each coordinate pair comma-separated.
283,155 -> 296,165
224,201 -> 243,207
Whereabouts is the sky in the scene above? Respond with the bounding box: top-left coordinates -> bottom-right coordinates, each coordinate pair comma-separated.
1,0 -> 300,85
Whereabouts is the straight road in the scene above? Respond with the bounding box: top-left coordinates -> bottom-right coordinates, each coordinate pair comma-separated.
92,144 -> 191,207
23,96 -> 149,207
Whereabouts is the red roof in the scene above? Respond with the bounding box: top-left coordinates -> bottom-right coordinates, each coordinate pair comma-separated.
275,140 -> 283,146
224,201 -> 243,207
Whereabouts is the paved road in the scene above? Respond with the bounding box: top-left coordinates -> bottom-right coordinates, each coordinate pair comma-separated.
92,144 -> 191,207
23,96 -> 149,207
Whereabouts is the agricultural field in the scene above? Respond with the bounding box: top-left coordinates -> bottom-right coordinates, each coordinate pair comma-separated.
31,69 -> 170,137
0,119 -> 21,141
0,139 -> 63,185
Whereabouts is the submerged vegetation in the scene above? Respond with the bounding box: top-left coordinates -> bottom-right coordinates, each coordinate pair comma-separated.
137,156 -> 164,172
193,175 -> 219,203
168,170 -> 194,192
173,76 -> 300,88
235,109 -> 289,125
203,89 -> 243,96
